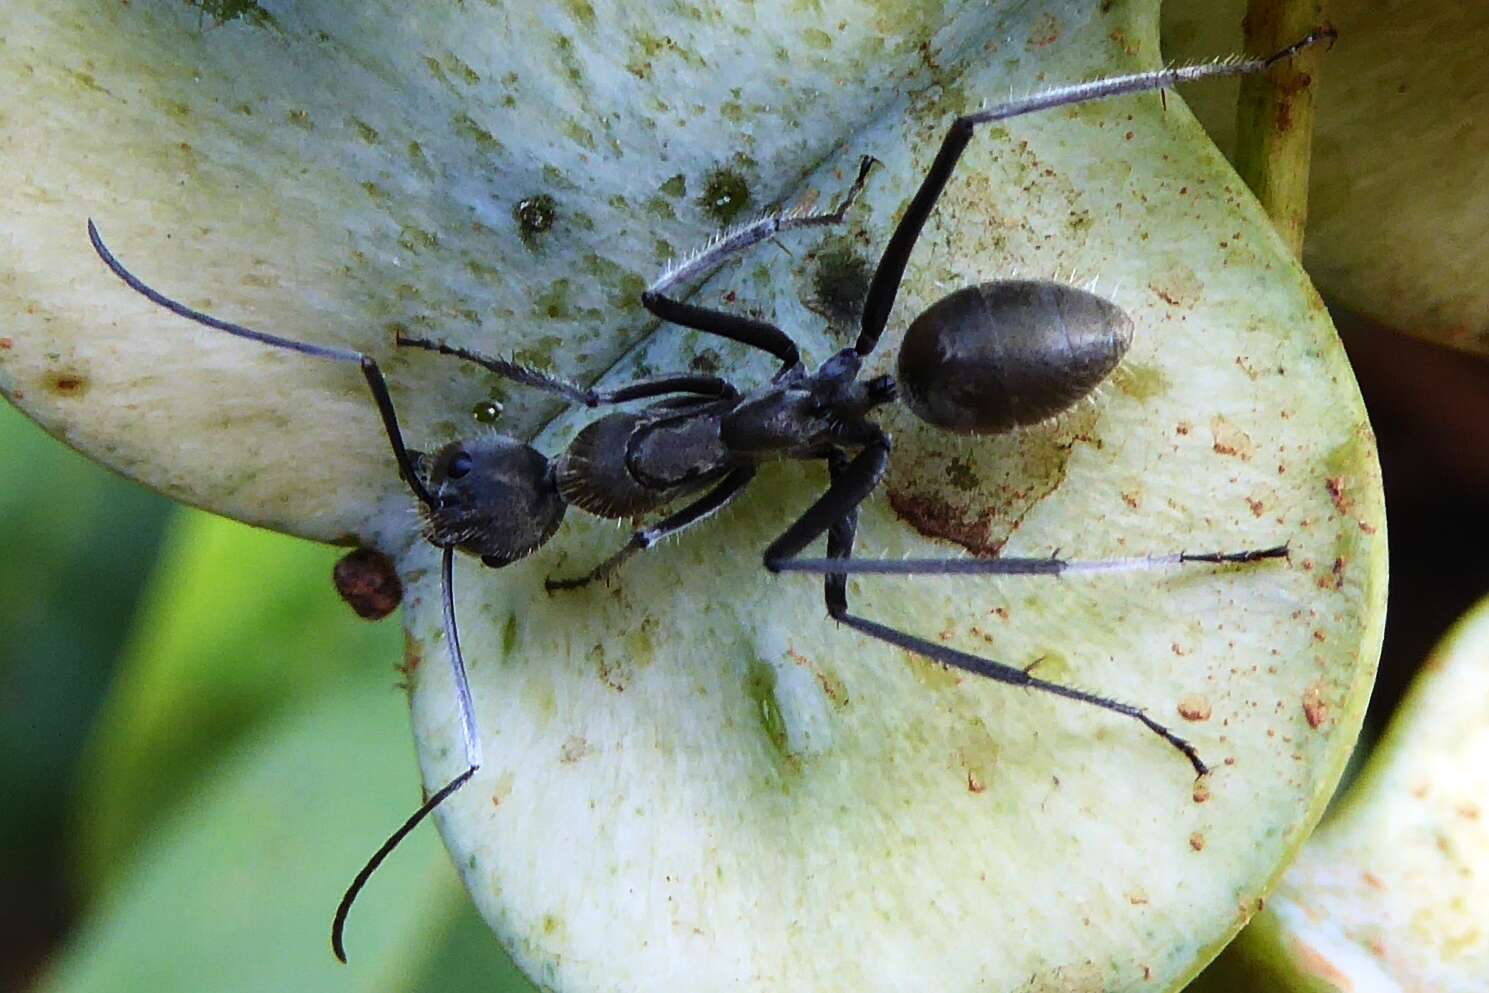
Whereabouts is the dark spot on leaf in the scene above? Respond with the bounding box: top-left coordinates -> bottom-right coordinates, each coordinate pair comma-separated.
515,194 -> 557,248
46,371 -> 88,397
182,0 -> 274,27
810,238 -> 872,331
699,167 -> 751,226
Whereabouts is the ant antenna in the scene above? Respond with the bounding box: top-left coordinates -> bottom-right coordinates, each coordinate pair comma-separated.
86,222 -> 483,962
86,220 -> 436,508
332,546 -> 481,963
331,765 -> 475,962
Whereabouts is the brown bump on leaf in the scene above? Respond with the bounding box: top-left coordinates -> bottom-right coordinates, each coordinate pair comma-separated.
1325,475 -> 1353,515
1189,832 -> 1206,852
886,488 -> 1004,557
1302,684 -> 1328,728
1177,696 -> 1212,722
1210,415 -> 1256,459
333,547 -> 404,620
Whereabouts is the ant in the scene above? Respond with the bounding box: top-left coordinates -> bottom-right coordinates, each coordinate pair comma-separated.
85,26 -> 1328,964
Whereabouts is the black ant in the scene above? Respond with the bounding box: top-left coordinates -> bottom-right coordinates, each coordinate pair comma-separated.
85,26 -> 1328,964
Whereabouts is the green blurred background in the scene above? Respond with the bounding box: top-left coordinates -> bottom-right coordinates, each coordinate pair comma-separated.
6,309 -> 1489,993
0,400 -> 536,992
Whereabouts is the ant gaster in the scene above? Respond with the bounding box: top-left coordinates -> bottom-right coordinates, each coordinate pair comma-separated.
85,26 -> 1329,964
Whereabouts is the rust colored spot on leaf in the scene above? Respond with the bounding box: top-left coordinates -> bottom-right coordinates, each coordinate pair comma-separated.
1210,415 -> 1256,460
559,735 -> 591,764
1326,476 -> 1353,515
1177,696 -> 1212,722
46,371 -> 89,397
886,489 -> 1004,557
1302,684 -> 1328,728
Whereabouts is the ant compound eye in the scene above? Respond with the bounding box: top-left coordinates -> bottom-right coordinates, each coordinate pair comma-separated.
447,451 -> 474,480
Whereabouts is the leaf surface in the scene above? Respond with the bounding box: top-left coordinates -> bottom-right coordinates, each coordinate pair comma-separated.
0,2 -> 1387,991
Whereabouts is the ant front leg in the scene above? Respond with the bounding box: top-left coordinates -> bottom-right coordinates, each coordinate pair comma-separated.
643,155 -> 878,375
545,466 -> 758,592
763,432 -> 1209,778
854,27 -> 1337,358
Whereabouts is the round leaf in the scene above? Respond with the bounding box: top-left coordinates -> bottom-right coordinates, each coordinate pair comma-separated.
1194,593 -> 1489,991
1,2 -> 1386,991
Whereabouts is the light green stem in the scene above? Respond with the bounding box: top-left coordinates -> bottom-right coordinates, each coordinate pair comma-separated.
1234,0 -> 1327,256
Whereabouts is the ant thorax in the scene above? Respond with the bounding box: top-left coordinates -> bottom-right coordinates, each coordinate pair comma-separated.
557,405 -> 730,519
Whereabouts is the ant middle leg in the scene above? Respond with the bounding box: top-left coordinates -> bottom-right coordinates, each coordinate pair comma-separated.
854,27 -> 1337,358
769,544 -> 1290,579
763,436 -> 1209,777
642,155 -> 878,375
545,466 -> 758,592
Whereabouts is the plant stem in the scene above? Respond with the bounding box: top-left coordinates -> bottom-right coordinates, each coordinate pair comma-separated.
1234,0 -> 1327,257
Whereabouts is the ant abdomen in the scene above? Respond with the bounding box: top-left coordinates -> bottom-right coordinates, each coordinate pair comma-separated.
424,437 -> 567,566
896,279 -> 1134,435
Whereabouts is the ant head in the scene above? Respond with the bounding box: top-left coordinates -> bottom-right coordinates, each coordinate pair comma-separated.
424,436 -> 567,565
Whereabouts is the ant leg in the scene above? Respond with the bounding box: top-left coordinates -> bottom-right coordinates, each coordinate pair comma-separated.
763,431 -> 891,572
88,220 -> 436,508
855,27 -> 1337,358
651,155 -> 878,295
545,466 -> 758,592
397,335 -> 740,408
642,155 -> 878,373
820,448 -> 859,619
829,609 -> 1209,777
770,544 -> 1290,578
333,546 -> 479,962
766,438 -> 1206,776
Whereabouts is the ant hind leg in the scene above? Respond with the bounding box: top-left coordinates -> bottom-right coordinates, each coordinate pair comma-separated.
764,439 -> 1209,778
